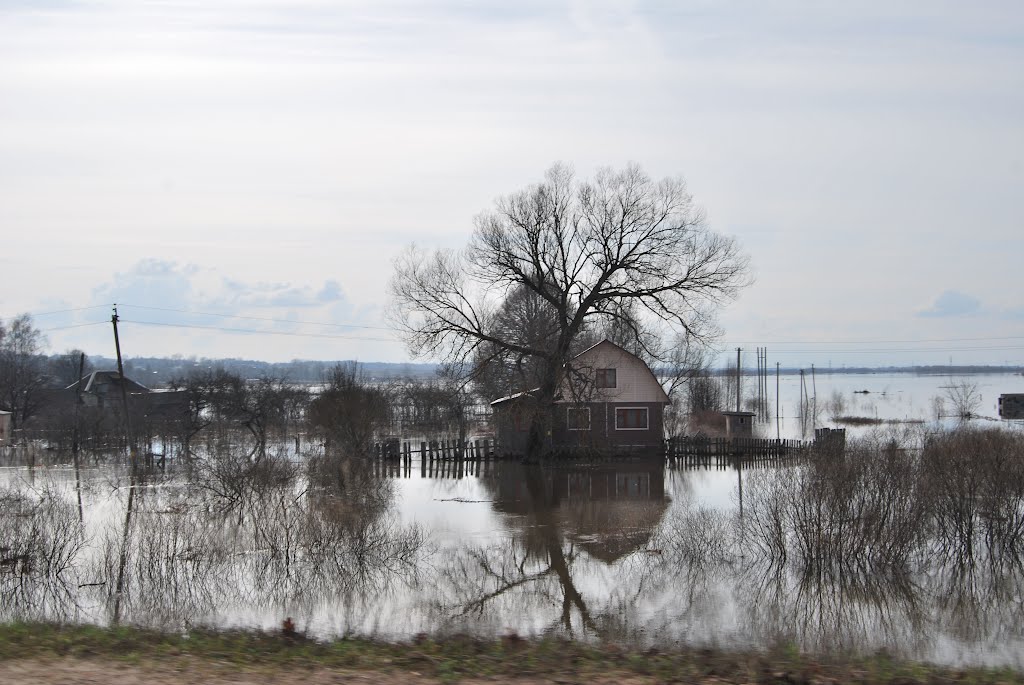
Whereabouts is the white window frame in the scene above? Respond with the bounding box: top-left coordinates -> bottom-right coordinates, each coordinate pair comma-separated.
567,405 -> 591,431
614,406 -> 649,431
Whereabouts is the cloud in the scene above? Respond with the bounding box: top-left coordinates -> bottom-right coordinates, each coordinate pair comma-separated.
918,290 -> 982,318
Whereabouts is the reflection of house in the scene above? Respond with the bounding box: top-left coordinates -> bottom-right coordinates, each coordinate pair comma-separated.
999,394 -> 1024,420
485,460 -> 669,563
490,340 -> 670,457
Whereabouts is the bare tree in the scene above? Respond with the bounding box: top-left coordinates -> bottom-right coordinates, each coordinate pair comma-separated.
390,163 -> 749,458
48,349 -> 94,389
308,363 -> 392,455
946,378 -> 982,420
0,314 -> 49,428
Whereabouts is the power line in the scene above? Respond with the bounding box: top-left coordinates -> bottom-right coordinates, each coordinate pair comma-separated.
761,346 -> 1024,354
123,319 -> 399,343
9,305 -> 111,318
723,335 -> 1024,345
118,303 -> 396,332
39,321 -> 108,333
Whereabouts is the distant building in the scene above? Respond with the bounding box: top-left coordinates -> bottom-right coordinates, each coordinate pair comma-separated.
722,411 -> 756,438
999,393 -> 1024,420
32,370 -> 187,430
491,339 -> 671,457
67,370 -> 152,409
0,410 -> 11,444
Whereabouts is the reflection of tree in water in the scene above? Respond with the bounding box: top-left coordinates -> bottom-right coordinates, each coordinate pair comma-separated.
0,485 -> 86,622
732,561 -> 929,658
433,460 -> 670,638
85,447 -> 427,631
927,556 -> 1024,648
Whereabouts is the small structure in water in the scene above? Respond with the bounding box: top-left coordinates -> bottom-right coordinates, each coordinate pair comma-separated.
814,427 -> 847,453
998,393 -> 1024,420
0,410 -> 11,444
722,411 -> 756,438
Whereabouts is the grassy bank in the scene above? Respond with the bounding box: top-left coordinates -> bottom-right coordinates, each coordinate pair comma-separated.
1,623 -> 1022,684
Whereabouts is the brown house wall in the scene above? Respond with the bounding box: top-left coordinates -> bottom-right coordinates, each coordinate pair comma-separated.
555,401 -> 666,454
493,400 -> 667,456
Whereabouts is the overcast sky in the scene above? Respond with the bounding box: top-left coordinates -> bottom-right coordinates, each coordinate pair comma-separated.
1,0 -> 1022,368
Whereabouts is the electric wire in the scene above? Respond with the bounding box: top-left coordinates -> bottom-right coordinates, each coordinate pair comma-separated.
10,302 -> 1024,356
117,303 -> 396,331
124,319 -> 398,343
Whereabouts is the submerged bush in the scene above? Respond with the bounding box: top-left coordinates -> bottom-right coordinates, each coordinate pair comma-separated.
0,486 -> 84,580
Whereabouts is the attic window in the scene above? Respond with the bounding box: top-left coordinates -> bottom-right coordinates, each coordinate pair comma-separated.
595,368 -> 617,389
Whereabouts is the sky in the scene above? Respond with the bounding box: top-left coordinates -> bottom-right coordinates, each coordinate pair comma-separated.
1,0 -> 1022,368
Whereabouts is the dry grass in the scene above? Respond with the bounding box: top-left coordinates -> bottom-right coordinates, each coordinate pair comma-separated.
1,623 -> 1023,684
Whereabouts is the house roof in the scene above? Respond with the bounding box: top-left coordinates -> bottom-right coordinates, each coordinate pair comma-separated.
488,339 -> 671,405
66,370 -> 150,395
568,339 -> 670,404
489,390 -> 537,407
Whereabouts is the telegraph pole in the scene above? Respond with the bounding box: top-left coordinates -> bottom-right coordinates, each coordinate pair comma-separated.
775,362 -> 780,440
735,347 -> 742,412
111,305 -> 138,621
111,306 -> 137,467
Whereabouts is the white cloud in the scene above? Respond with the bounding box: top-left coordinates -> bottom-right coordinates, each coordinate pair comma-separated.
1,0 -> 1023,365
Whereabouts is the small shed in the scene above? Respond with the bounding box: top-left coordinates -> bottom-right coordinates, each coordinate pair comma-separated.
722,411 -> 756,438
0,410 -> 11,444
999,394 -> 1024,420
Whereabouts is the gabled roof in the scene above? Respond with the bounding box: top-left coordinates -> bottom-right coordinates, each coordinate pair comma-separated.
489,390 -> 538,407
568,339 -> 670,404
66,370 -> 150,395
488,339 -> 671,405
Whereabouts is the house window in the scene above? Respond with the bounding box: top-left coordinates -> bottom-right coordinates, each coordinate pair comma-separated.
567,406 -> 591,431
596,368 -> 617,388
615,407 -> 649,430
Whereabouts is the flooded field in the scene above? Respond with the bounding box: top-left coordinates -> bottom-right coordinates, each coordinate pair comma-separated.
751,371 -> 1024,440
3,372 -> 1024,667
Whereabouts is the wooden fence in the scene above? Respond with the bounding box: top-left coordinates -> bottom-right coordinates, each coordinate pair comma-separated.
373,435 -> 810,466
665,436 -> 808,468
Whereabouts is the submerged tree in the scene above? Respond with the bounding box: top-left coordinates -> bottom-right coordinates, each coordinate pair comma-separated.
390,163 -> 749,457
308,362 -> 392,454
0,314 -> 48,428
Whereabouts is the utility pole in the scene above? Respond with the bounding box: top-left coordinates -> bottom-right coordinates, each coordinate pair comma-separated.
72,352 -> 85,523
111,305 -> 138,622
775,362 -> 780,440
111,306 -> 137,467
735,347 -> 742,412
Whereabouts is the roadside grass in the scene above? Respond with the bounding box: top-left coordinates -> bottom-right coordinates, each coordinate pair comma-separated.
1,623 -> 1023,684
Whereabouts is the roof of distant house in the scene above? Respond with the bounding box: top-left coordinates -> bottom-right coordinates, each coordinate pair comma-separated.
66,370 -> 150,395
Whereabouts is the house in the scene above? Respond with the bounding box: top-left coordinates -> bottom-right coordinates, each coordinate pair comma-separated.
67,371 -> 151,409
490,339 -> 670,456
31,370 -> 187,433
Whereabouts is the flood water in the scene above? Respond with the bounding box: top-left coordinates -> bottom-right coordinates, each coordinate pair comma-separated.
3,371 -> 1024,667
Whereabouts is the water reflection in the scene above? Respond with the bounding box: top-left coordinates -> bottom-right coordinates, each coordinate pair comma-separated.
4,442 -> 1024,666
431,461 -> 668,638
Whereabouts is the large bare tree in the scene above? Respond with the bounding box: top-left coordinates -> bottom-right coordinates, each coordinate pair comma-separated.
389,163 -> 749,457
0,314 -> 48,428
